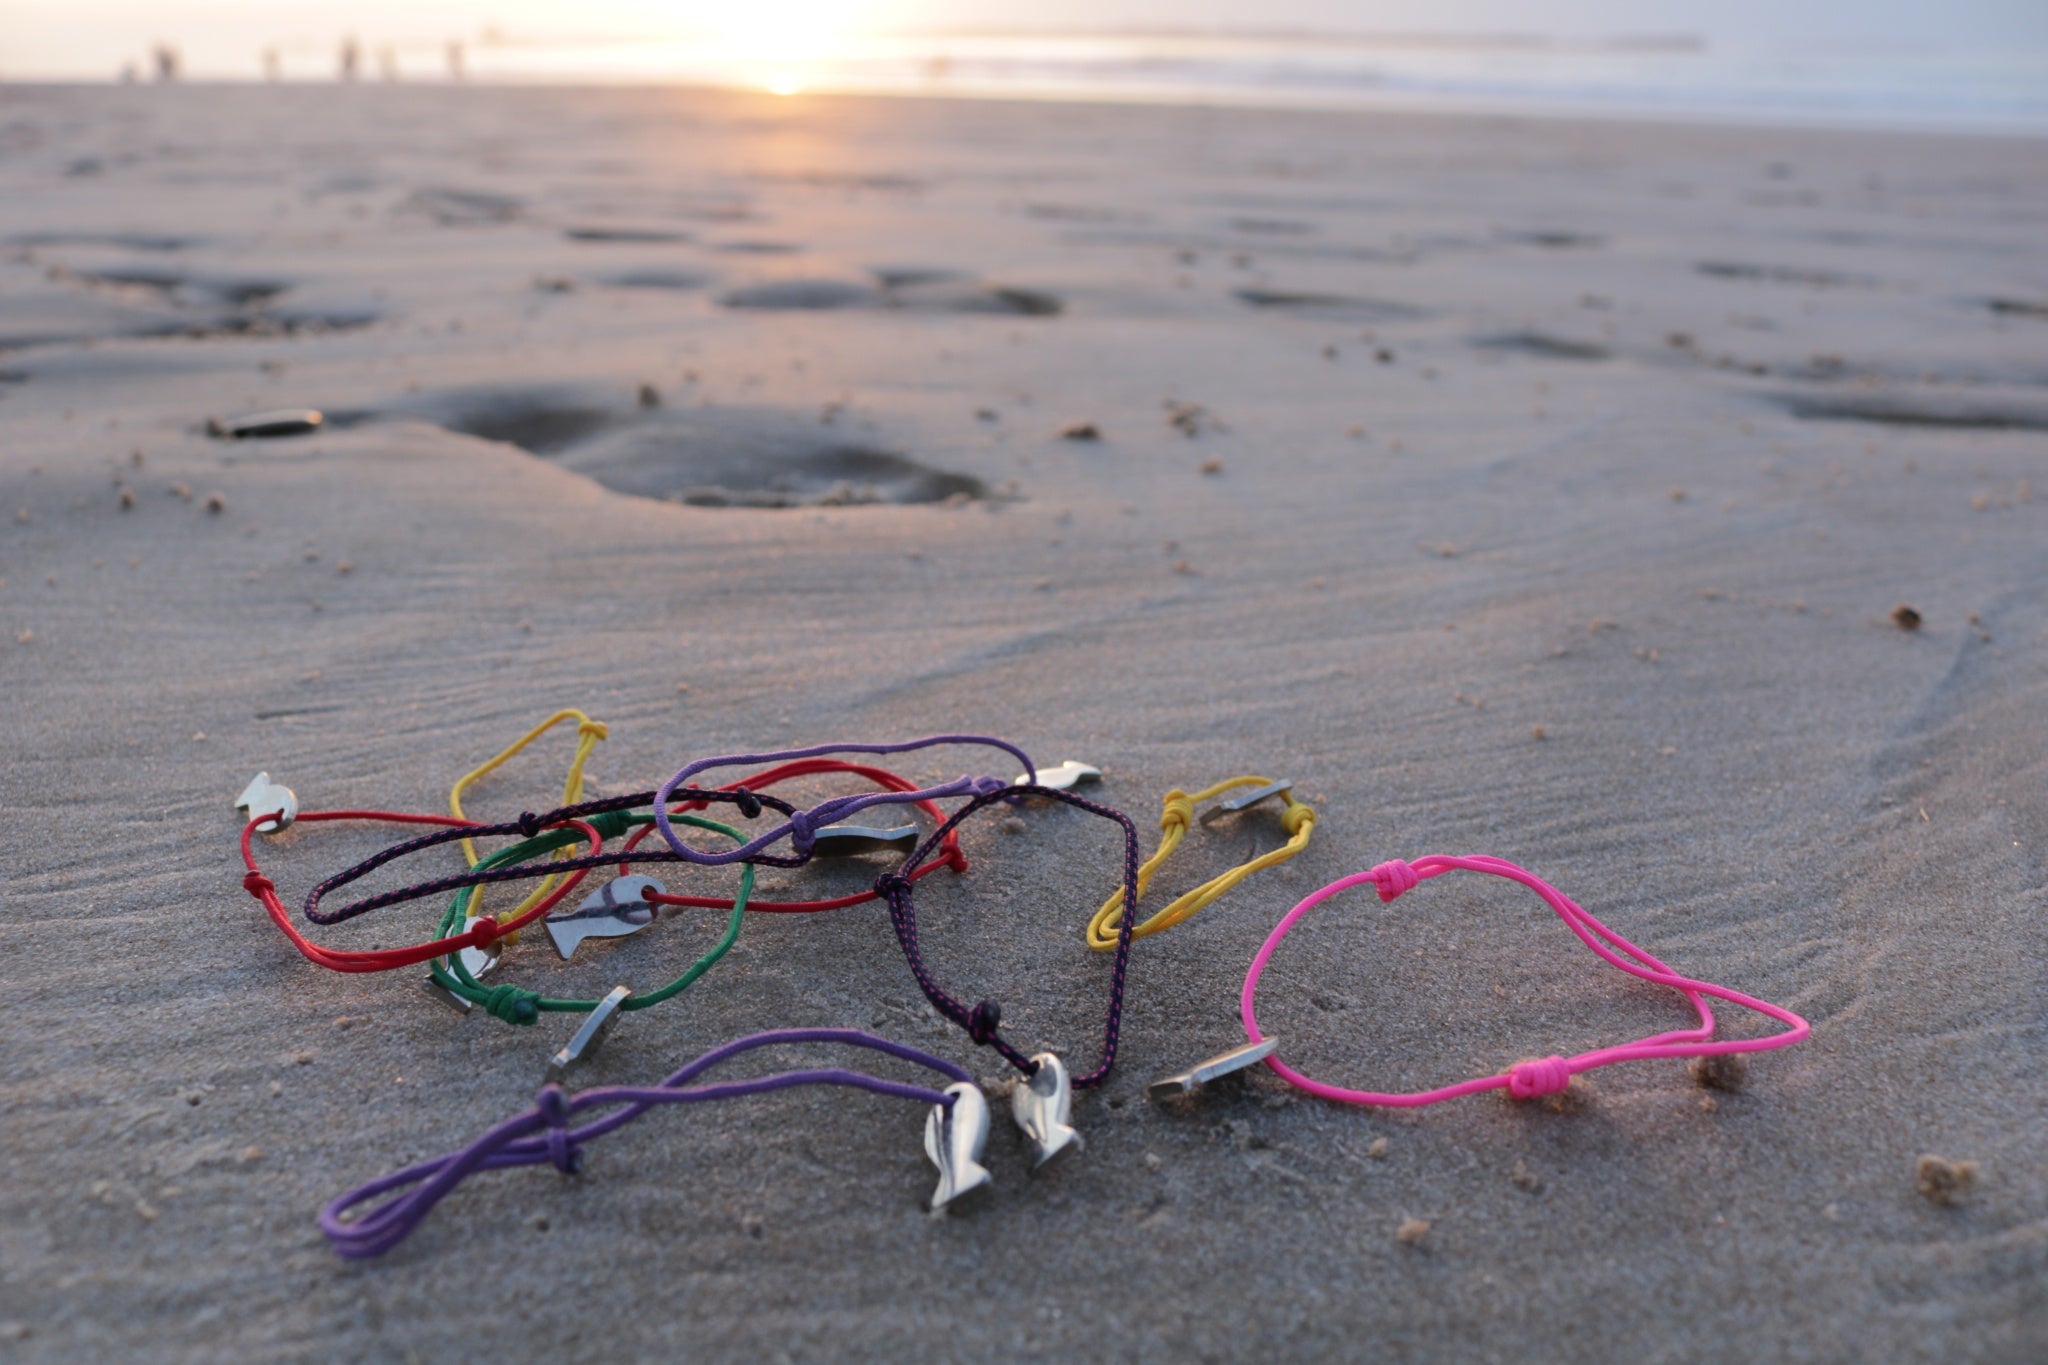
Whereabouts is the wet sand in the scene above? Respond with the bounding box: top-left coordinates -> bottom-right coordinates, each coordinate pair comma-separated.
1,82 -> 2044,1360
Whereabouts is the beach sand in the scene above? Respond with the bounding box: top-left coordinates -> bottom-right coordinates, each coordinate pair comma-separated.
1,82 -> 2044,1359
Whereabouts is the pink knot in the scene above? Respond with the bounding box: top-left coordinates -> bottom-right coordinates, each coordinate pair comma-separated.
1369,860 -> 1420,902
1508,1055 -> 1572,1100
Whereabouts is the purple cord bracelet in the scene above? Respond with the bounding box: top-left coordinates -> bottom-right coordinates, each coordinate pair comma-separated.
320,1028 -> 976,1258
876,782 -> 1143,1090
651,736 -> 1038,866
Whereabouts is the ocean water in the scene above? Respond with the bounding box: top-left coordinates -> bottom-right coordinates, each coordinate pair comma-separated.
456,30 -> 2048,134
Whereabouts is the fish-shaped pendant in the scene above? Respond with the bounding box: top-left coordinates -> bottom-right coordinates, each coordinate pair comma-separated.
546,985 -> 632,1078
1010,1052 -> 1083,1169
1013,759 -> 1102,791
924,1081 -> 992,1213
544,876 -> 662,960
234,772 -> 298,833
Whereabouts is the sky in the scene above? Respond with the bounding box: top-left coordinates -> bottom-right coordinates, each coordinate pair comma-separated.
4,1 -> 2045,79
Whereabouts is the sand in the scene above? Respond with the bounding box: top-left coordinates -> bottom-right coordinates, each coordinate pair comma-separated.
1,81 -> 2044,1360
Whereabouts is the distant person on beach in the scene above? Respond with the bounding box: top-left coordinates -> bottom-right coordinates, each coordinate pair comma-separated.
152,43 -> 180,82
262,47 -> 281,82
376,45 -> 398,82
447,41 -> 466,82
339,36 -> 360,82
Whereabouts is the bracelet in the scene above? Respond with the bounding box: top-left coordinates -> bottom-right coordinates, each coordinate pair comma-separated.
1238,856 -> 1810,1106
425,811 -> 756,1039
626,757 -> 971,913
1085,776 -> 1315,950
876,782 -> 1142,1096
238,809 -> 605,974
651,735 -> 1041,866
320,1028 -> 987,1258
448,708 -> 610,927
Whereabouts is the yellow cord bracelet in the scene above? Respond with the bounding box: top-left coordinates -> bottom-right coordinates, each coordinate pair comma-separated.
449,709 -> 609,924
1085,776 -> 1315,951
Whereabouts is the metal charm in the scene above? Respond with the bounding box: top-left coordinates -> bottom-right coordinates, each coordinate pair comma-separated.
207,408 -> 324,439
544,876 -> 661,960
1010,1052 -> 1083,1169
1146,1037 -> 1281,1102
924,1081 -> 992,1213
458,915 -> 502,980
808,824 -> 919,858
234,772 -> 298,833
1014,759 -> 1102,791
546,985 -> 632,1078
423,974 -> 474,1015
1199,779 -> 1294,826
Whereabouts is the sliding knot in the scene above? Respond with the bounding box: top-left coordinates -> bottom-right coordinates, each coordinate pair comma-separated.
941,845 -> 970,874
967,999 -> 1003,1045
731,787 -> 763,821
467,917 -> 501,948
535,1084 -> 581,1174
1369,859 -> 1420,902
874,872 -> 912,901
515,811 -> 544,840
1160,790 -> 1195,834
241,872 -> 276,899
576,720 -> 608,742
1508,1055 -> 1572,1100
787,809 -> 819,856
479,984 -> 539,1025
1279,801 -> 1316,837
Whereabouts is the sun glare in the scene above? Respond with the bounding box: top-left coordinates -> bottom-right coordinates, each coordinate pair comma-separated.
703,1 -> 849,95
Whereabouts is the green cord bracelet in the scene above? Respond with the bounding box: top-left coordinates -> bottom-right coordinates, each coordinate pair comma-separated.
427,812 -> 756,1026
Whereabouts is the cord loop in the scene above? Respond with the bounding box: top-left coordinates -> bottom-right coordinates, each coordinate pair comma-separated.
576,720 -> 609,743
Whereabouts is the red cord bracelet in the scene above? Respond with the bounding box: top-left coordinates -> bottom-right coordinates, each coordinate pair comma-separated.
239,811 -> 603,973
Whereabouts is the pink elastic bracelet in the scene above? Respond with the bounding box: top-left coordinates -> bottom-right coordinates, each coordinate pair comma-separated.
1240,855 -> 1809,1106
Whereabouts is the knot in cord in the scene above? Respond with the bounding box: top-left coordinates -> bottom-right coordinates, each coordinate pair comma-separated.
467,916 -> 502,948
576,720 -> 608,742
967,999 -> 1003,1045
1279,801 -> 1316,837
1160,790 -> 1195,833
787,808 -> 819,856
1508,1055 -> 1572,1100
1369,859 -> 1420,902
479,984 -> 539,1025
515,811 -> 544,840
535,1083 -> 581,1173
242,872 -> 276,899
967,774 -> 1007,797
942,845 -> 970,874
731,787 -> 763,821
874,872 -> 913,902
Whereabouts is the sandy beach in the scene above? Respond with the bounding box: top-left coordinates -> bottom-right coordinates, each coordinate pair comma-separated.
1,81 -> 2045,1359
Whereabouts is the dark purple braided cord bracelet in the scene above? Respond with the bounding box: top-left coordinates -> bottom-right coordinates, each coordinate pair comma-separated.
876,782 -> 1142,1090
320,1028 -> 979,1257
301,787 -> 800,927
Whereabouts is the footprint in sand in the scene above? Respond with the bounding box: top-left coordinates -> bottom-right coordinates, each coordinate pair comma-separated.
349,385 -> 994,507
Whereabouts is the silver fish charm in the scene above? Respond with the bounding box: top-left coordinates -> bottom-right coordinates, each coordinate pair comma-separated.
1013,759 -> 1102,791
808,824 -> 919,858
207,408 -> 323,439
234,772 -> 298,833
546,985 -> 632,1078
457,915 -> 501,981
1146,1037 -> 1281,1102
1199,779 -> 1293,825
924,1081 -> 992,1213
1011,1052 -> 1083,1169
544,876 -> 661,960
